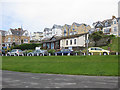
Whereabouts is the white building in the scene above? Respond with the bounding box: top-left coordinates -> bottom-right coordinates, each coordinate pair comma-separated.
93,16 -> 120,37
43,28 -> 52,39
111,17 -> 120,36
51,24 -> 63,36
32,32 -> 43,41
42,33 -> 88,50
60,33 -> 88,49
43,24 -> 63,39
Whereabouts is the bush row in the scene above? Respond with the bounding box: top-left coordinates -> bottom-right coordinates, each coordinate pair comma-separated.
13,43 -> 42,50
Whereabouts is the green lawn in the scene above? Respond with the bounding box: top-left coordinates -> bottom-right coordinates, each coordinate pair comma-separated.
2,56 -> 118,76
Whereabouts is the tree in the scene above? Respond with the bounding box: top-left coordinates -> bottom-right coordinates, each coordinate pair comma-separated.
90,31 -> 103,46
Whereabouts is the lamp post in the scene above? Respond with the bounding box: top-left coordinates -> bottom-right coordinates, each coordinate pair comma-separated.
86,30 -> 90,55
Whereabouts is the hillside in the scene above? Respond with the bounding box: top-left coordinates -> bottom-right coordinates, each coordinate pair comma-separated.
101,37 -> 119,52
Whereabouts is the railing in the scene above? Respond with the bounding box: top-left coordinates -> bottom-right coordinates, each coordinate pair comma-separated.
2,52 -> 119,56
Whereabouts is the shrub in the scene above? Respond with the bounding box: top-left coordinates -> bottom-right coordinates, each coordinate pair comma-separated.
13,43 -> 41,50
48,49 -> 56,55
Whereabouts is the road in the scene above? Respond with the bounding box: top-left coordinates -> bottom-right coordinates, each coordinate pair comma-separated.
2,70 -> 118,88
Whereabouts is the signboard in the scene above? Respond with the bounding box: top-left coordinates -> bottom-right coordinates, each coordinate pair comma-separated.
86,40 -> 89,43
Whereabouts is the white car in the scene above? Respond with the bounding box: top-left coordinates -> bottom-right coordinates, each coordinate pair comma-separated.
7,49 -> 23,56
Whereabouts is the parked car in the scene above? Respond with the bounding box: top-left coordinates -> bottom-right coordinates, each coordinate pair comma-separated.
7,49 -> 23,56
55,49 -> 74,55
88,47 -> 110,55
27,49 -> 48,56
0,49 -> 5,56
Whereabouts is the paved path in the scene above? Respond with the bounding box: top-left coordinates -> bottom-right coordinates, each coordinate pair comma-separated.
2,70 -> 118,88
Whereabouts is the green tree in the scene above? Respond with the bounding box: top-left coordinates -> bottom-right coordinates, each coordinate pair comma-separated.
90,31 -> 103,46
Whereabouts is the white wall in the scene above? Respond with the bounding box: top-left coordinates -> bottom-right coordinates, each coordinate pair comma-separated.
52,28 -> 62,36
111,19 -> 119,36
60,34 -> 86,49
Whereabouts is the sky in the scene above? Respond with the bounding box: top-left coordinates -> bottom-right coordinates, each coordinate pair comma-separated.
0,0 -> 119,33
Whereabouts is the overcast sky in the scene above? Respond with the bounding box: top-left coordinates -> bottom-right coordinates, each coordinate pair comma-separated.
0,0 -> 119,33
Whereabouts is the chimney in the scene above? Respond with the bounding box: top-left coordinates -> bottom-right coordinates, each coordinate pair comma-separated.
18,28 -> 21,31
112,16 -> 116,19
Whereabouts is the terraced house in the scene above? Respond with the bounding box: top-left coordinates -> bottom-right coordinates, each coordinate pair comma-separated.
5,28 -> 30,47
93,16 -> 120,36
62,22 -> 91,37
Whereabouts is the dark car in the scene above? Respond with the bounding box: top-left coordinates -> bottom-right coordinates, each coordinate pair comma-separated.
0,49 -> 5,56
55,49 -> 74,56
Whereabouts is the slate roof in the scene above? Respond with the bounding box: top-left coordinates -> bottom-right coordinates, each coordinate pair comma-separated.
65,24 -> 71,29
73,22 -> 82,27
10,28 -> 26,36
44,28 -> 52,32
93,17 -> 120,28
101,19 -> 112,27
52,24 -> 63,29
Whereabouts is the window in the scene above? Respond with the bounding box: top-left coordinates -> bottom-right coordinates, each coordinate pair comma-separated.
104,29 -> 110,33
105,22 -> 108,26
74,39 -> 76,44
13,37 -> 15,42
70,40 -> 72,45
47,43 -> 50,49
95,48 -> 102,50
8,38 -> 11,42
91,48 -> 95,50
24,39 -> 28,43
97,28 -> 100,31
66,40 -> 68,45
64,30 -> 67,36
114,27 -> 117,32
25,33 -> 28,36
51,43 -> 54,49
68,29 -> 69,36
114,21 -> 116,24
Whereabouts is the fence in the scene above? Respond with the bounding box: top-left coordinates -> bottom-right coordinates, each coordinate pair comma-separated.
3,52 -> 120,56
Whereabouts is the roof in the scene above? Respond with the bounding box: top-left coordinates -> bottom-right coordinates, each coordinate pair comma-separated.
102,19 -> 112,27
73,22 -> 82,27
65,24 -> 71,29
10,28 -> 26,36
52,24 -> 63,29
44,28 -> 52,32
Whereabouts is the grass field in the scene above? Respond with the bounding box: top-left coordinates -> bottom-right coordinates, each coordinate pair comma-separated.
2,56 -> 118,76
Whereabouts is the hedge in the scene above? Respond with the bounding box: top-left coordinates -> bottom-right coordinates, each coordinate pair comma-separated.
13,43 -> 41,50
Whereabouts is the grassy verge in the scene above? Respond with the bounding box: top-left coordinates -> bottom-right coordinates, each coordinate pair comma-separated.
2,56 -> 118,76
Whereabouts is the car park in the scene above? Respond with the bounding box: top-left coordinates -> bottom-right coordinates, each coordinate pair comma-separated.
27,49 -> 48,56
7,49 -> 23,56
55,49 -> 74,55
88,47 -> 110,55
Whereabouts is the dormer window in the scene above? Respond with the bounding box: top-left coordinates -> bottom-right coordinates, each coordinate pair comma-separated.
105,22 -> 108,27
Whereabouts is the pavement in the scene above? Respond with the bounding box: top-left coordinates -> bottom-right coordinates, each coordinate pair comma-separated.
1,70 -> 118,88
